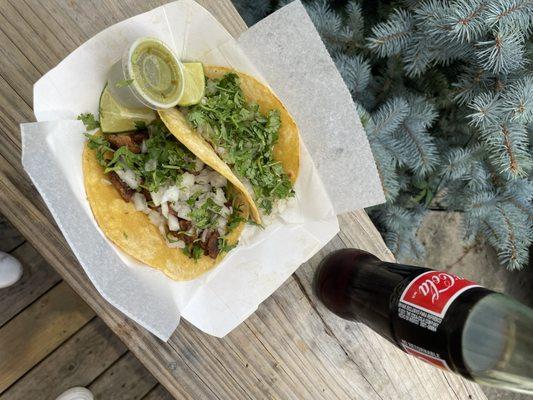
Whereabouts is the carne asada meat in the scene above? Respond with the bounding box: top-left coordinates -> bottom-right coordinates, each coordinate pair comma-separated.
205,231 -> 220,259
178,218 -> 191,231
106,130 -> 148,154
141,188 -> 152,202
108,171 -> 135,202
177,231 -> 196,246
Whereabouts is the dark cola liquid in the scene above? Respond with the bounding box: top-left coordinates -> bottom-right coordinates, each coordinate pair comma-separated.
313,249 -> 533,394
313,249 -> 427,343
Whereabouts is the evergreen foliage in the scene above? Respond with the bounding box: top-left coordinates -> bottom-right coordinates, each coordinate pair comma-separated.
233,0 -> 533,269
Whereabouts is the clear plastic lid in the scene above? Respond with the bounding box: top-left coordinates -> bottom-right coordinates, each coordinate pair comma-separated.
121,37 -> 184,110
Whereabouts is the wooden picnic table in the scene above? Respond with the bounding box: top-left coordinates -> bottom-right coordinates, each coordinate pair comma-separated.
0,1 -> 488,399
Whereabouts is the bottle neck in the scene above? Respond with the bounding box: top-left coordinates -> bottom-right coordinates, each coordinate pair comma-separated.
348,259 -> 429,343
314,249 -> 428,343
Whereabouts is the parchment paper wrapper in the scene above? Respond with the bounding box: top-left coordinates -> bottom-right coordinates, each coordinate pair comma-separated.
21,0 -> 384,340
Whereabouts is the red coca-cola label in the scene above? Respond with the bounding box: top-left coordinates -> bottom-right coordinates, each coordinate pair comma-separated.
400,271 -> 479,318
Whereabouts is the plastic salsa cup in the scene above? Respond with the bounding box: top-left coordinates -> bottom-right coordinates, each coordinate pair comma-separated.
107,37 -> 185,110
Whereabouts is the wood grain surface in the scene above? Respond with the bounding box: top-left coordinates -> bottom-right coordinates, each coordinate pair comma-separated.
143,385 -> 175,400
0,282 -> 94,392
0,0 -> 487,399
88,352 -> 158,400
0,216 -> 24,252
0,318 -> 126,400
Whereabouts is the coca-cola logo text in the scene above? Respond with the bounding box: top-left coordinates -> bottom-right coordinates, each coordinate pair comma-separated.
413,273 -> 460,304
400,271 -> 479,316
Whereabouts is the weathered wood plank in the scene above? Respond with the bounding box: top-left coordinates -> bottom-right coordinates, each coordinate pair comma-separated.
88,352 -> 158,400
0,1 -> 488,399
0,281 -> 94,393
0,214 -> 24,252
0,28 -> 39,108
0,242 -> 61,327
142,385 -> 174,400
0,1 -> 66,74
0,318 -> 126,400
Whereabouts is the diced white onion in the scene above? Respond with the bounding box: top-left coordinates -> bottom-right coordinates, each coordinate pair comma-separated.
194,159 -> 204,172
213,187 -> 226,207
181,172 -> 195,189
209,172 -> 227,188
167,214 -> 180,231
217,217 -> 228,235
195,170 -> 210,184
174,203 -> 191,220
101,178 -> 112,186
141,141 -> 148,154
116,168 -> 140,189
159,224 -> 166,236
200,229 -> 209,242
132,193 -> 148,212
162,186 -> 180,204
148,210 -> 164,226
161,202 -> 169,218
150,186 -> 167,206
192,184 -> 211,195
145,158 -> 157,172
179,188 -> 190,202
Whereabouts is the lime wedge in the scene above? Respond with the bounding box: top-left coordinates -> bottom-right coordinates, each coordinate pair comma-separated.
178,62 -> 205,106
99,85 -> 156,133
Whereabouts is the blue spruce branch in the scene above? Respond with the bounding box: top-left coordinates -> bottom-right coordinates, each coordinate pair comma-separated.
475,29 -> 526,74
333,53 -> 371,97
445,0 -> 488,43
469,92 -> 504,127
480,121 -> 532,177
484,0 -> 533,32
367,9 -> 414,57
502,76 -> 533,123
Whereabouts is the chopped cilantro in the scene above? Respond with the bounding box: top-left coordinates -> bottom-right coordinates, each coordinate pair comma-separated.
85,133 -> 112,167
189,198 -> 221,229
140,121 -> 196,192
185,73 -> 294,213
218,237 -> 237,253
227,209 -> 245,232
78,113 -> 100,130
104,145 -> 144,174
187,191 -> 202,206
192,244 -> 204,260
134,120 -> 147,130
115,79 -> 134,88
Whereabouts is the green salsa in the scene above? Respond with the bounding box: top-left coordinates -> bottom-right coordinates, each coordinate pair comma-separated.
129,39 -> 182,106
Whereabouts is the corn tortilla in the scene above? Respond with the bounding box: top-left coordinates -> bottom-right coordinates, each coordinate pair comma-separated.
158,66 -> 300,224
83,138 -> 248,281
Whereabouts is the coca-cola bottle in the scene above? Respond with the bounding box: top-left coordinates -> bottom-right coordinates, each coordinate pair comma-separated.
314,248 -> 533,394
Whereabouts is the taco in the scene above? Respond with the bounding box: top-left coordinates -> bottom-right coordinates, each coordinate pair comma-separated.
158,66 -> 300,221
83,119 -> 249,280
